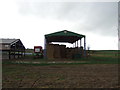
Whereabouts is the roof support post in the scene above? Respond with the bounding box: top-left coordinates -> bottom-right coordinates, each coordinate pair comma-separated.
18,51 -> 19,58
75,41 -> 76,48
24,50 -> 25,57
44,37 -> 47,59
80,39 -> 81,47
77,40 -> 78,48
9,50 -> 11,59
14,51 -> 15,59
84,36 -> 86,57
74,42 -> 75,48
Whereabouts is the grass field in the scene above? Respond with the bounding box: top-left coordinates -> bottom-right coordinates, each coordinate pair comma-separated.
2,50 -> 120,88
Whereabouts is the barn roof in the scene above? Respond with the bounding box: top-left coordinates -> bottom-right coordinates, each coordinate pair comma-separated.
45,30 -> 85,43
0,38 -> 25,50
0,39 -> 19,44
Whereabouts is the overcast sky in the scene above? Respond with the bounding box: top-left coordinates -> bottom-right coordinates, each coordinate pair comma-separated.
0,0 -> 119,50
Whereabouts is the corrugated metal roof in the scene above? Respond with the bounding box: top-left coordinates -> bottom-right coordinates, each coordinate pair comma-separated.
45,30 -> 85,37
45,30 -> 85,43
0,38 -> 19,44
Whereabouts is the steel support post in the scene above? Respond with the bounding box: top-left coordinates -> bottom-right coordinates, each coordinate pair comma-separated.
75,41 -> 76,48
84,36 -> 86,57
80,39 -> 81,47
44,37 -> 47,59
77,40 -> 78,48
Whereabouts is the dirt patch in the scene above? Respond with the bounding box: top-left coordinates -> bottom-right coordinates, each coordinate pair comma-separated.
2,64 -> 119,88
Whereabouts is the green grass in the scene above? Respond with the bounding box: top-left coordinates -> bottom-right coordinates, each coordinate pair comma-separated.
2,50 -> 119,66
3,50 -> 119,88
2,56 -> 119,66
90,50 -> 119,55
86,56 -> 119,64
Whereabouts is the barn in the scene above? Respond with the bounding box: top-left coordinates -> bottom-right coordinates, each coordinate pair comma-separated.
0,38 -> 25,60
44,30 -> 86,59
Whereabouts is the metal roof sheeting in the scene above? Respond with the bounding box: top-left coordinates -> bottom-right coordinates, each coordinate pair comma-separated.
45,30 -> 85,38
45,30 -> 85,43
0,38 -> 25,50
0,38 -> 19,44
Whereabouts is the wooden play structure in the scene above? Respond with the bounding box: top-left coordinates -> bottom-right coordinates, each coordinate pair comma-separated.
0,38 -> 25,60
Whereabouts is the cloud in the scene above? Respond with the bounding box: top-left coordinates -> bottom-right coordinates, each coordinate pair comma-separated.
17,1 -> 117,37
0,0 -> 118,49
58,2 -> 117,37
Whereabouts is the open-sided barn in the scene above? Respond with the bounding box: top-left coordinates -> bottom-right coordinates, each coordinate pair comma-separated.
44,30 -> 87,59
0,38 -> 25,60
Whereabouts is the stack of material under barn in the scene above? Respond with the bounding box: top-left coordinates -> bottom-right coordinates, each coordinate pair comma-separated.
46,44 -> 66,59
60,45 -> 66,58
46,43 -> 84,59
46,44 -> 54,59
54,44 -> 61,58
66,47 -> 82,59
66,48 -> 74,59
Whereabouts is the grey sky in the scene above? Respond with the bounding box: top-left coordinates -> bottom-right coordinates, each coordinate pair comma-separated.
0,0 -> 118,50
18,2 -> 117,36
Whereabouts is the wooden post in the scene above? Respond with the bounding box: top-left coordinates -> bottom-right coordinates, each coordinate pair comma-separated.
20,51 -> 22,58
14,51 -> 15,59
14,43 -> 16,59
84,36 -> 86,57
9,50 -> 11,59
18,51 -> 19,58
